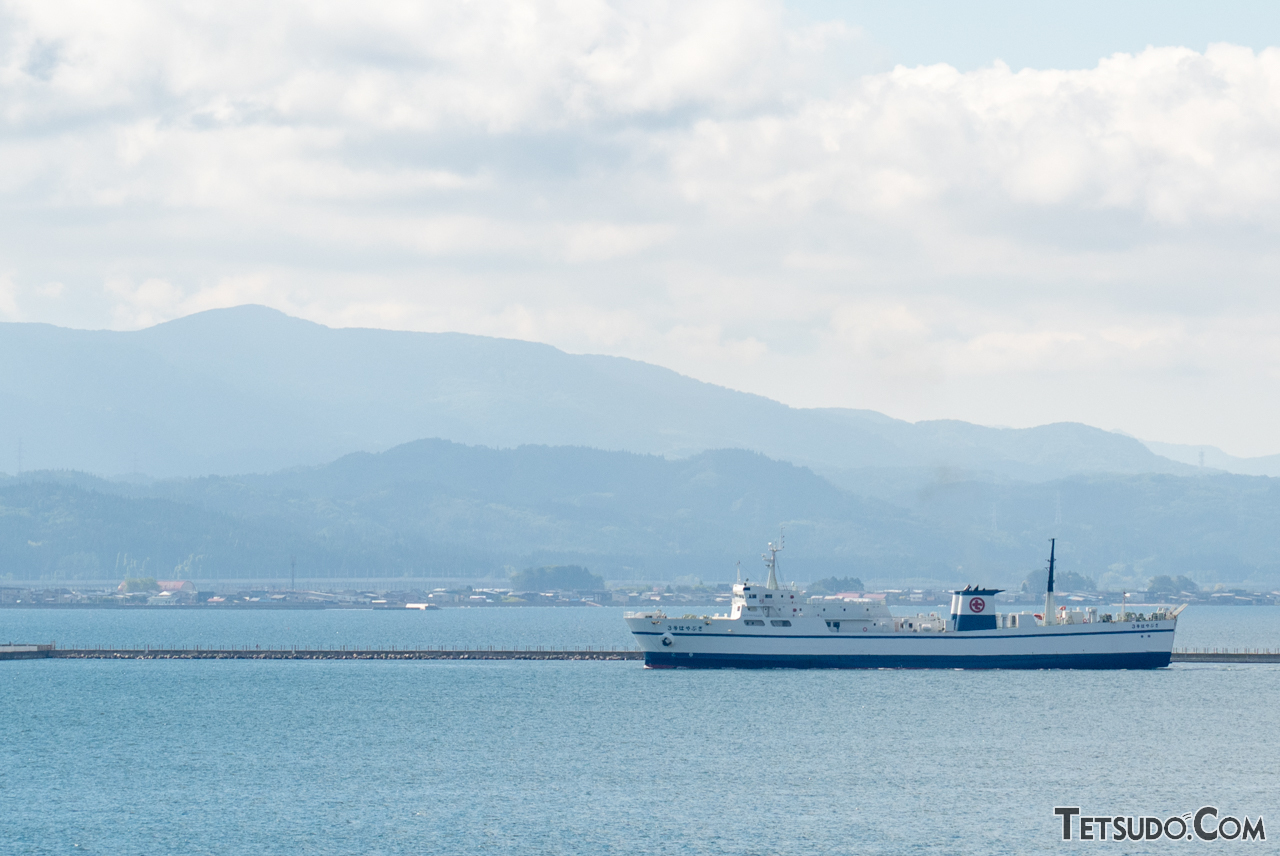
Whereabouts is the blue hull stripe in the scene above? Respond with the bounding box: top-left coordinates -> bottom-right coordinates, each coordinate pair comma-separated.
643,651 -> 1172,670
633,628 -> 1173,641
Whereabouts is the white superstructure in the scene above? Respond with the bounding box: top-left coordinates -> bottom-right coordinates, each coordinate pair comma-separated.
625,538 -> 1182,669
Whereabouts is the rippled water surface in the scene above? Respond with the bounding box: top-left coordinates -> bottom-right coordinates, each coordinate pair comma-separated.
2,607 -> 1278,854
4,603 -> 1280,651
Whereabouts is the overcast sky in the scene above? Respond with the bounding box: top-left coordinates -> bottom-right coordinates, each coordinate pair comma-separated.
3,1 -> 1280,456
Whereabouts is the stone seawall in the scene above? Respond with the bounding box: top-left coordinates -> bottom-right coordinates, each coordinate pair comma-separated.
41,648 -> 643,661
6,646 -> 1279,663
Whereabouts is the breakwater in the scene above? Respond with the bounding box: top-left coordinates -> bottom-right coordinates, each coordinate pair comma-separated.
1171,649 -> 1280,663
4,646 -> 1279,663
1,644 -> 641,661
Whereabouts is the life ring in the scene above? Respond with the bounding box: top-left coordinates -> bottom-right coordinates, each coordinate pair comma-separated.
661,633 -> 674,647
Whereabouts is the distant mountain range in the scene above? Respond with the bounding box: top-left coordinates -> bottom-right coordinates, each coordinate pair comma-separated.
2,306 -> 1275,590
2,439 -> 1277,589
1140,440 -> 1280,478
0,442 -> 931,584
0,305 -> 1198,480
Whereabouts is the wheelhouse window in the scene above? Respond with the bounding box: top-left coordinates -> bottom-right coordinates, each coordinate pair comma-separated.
771,620 -> 792,627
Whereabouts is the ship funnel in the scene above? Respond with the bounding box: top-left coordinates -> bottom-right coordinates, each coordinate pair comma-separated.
950,586 -> 1003,631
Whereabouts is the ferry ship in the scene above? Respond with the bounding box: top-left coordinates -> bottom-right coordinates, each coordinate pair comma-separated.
625,538 -> 1183,669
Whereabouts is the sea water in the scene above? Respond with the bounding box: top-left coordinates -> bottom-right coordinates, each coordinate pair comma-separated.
2,608 -> 1278,854
4,603 -> 1278,651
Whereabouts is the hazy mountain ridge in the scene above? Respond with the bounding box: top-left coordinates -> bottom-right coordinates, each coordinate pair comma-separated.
0,479 -> 368,582
1,439 -> 1276,588
0,442 -> 949,582
1141,439 -> 1280,478
0,305 -> 1196,480
844,470 -> 1280,590
2,305 -> 1262,588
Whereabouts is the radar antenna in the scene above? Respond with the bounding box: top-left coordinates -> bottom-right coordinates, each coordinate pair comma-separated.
763,529 -> 784,590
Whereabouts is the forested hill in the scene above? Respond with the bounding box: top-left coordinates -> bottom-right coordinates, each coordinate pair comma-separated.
2,440 -> 1277,589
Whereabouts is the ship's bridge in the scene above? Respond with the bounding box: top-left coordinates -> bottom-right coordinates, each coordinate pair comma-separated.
730,583 -> 804,619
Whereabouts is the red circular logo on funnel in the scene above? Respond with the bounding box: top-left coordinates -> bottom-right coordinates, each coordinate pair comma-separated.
969,597 -> 986,613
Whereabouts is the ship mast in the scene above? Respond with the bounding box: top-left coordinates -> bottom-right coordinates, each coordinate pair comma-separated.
1044,538 -> 1057,626
763,531 -> 784,590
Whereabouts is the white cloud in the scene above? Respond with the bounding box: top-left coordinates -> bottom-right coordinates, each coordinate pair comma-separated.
0,275 -> 20,319
561,222 -> 673,262
0,1 -> 1279,453
668,44 -> 1280,225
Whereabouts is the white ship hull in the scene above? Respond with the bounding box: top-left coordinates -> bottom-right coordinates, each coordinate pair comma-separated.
625,614 -> 1175,670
